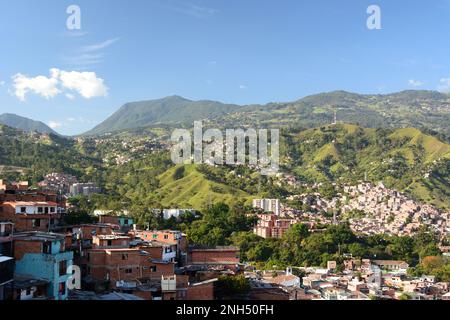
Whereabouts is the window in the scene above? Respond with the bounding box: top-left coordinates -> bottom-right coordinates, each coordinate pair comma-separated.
122,254 -> 128,260
59,282 -> 66,296
42,242 -> 51,254
152,234 -> 157,239
20,207 -> 26,213
164,235 -> 169,240
59,260 -> 67,276
124,219 -> 129,225
26,288 -> 31,296
32,219 -> 41,227
50,207 -> 55,213
125,268 -> 132,274
107,240 -> 112,246
150,266 -> 157,272
44,207 -> 49,214
37,207 -> 43,213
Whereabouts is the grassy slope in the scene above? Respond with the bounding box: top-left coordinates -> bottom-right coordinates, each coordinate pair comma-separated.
155,164 -> 252,210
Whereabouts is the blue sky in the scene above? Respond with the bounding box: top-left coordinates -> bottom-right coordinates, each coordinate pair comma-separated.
0,0 -> 449,135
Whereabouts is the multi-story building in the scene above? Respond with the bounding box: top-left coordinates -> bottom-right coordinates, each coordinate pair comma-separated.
13,232 -> 74,300
0,180 -> 66,233
136,241 -> 177,263
253,213 -> 297,239
162,209 -> 195,220
252,199 -> 280,215
131,230 -> 187,265
70,183 -> 101,197
1,201 -> 60,232
85,248 -> 175,290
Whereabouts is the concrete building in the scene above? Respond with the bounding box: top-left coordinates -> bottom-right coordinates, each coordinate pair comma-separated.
70,183 -> 101,197
252,199 -> 280,215
13,232 -> 74,300
162,209 -> 194,220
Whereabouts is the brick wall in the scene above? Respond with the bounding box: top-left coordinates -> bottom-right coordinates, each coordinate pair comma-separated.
189,249 -> 239,265
99,216 -> 120,225
187,282 -> 214,300
140,246 -> 163,260
14,240 -> 42,260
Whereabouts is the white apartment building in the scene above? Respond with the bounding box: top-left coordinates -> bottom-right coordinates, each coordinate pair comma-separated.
252,199 -> 280,215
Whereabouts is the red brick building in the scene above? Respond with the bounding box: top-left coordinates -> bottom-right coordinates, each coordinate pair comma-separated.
85,247 -> 175,289
0,201 -> 61,232
253,213 -> 297,239
188,246 -> 240,271
0,180 -> 67,233
131,230 -> 187,264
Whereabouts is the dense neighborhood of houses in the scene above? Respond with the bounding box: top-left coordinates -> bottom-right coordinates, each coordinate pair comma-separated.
1,177 -> 449,301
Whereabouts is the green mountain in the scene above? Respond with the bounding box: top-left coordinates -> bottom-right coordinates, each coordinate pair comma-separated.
0,124 -> 100,183
1,119 -> 448,210
83,95 -> 240,136
284,124 -> 450,209
0,113 -> 58,135
82,90 -> 450,138
216,90 -> 450,137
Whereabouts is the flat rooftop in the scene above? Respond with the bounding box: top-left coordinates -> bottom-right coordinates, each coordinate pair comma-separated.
3,201 -> 58,206
14,231 -> 65,241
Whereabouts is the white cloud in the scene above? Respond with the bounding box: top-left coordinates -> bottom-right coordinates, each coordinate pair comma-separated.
62,37 -> 119,68
48,121 -> 62,129
408,79 -> 424,87
239,85 -> 247,90
0,80 -> 5,86
59,70 -> 108,99
12,69 -> 61,101
82,38 -> 120,52
62,53 -> 104,67
438,78 -> 450,92
165,2 -> 218,18
11,68 -> 108,101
